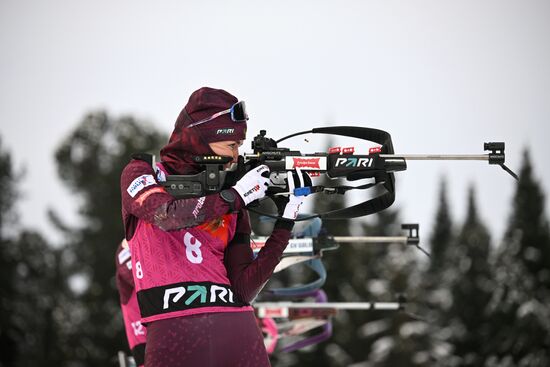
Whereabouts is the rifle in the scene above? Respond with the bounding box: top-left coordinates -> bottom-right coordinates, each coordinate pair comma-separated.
255,289 -> 406,353
251,224 -> 424,296
160,126 -> 517,221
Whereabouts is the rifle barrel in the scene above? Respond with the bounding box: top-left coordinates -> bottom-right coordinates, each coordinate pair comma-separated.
380,154 -> 489,161
332,236 -> 409,244
254,302 -> 402,310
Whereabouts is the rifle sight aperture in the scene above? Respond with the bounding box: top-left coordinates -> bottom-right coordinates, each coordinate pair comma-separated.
252,130 -> 278,153
484,142 -> 504,152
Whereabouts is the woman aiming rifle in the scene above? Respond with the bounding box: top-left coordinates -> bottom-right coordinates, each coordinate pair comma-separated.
120,87 -> 308,366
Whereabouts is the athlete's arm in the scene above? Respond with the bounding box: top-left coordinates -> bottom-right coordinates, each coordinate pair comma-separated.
121,159 -> 243,232
224,210 -> 294,303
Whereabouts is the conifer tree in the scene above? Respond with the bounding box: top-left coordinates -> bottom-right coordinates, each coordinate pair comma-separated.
52,111 -> 166,365
361,190 -> 431,367
428,178 -> 454,273
0,138 -> 66,366
10,232 -> 67,366
443,186 -> 493,366
423,177 -> 455,328
0,138 -> 19,366
504,151 -> 550,286
485,150 -> 550,366
412,177 -> 458,365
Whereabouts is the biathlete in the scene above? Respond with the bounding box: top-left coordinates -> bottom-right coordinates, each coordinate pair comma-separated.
120,87 -> 309,366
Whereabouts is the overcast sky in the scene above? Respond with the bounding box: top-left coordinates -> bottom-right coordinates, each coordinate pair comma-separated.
1,0 -> 549,246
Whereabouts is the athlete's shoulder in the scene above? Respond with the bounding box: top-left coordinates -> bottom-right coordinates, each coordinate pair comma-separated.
121,159 -> 160,198
122,158 -> 155,178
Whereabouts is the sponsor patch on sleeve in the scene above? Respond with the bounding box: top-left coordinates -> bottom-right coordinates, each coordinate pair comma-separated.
118,247 -> 131,264
127,174 -> 156,198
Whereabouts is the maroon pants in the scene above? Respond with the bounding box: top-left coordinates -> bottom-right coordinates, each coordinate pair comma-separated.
145,311 -> 270,367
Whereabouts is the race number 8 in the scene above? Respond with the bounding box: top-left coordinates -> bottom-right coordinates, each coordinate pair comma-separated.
135,261 -> 144,279
183,233 -> 203,264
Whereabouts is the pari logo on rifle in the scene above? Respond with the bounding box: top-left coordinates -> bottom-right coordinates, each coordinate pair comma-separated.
334,157 -> 374,168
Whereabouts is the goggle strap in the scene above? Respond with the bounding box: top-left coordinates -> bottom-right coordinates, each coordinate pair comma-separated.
187,107 -> 231,128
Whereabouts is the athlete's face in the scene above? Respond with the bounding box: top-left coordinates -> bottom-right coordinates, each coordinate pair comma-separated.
209,140 -> 243,167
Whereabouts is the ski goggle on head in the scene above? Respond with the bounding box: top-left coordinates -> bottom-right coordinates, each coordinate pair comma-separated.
187,101 -> 249,128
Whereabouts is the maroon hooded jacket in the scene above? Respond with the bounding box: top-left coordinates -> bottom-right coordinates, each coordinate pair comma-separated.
120,87 -> 293,317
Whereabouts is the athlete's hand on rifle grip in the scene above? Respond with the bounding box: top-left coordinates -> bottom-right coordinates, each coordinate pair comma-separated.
233,165 -> 271,206
278,168 -> 310,220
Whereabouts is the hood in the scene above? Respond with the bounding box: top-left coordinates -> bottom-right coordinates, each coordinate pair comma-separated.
160,87 -> 247,175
